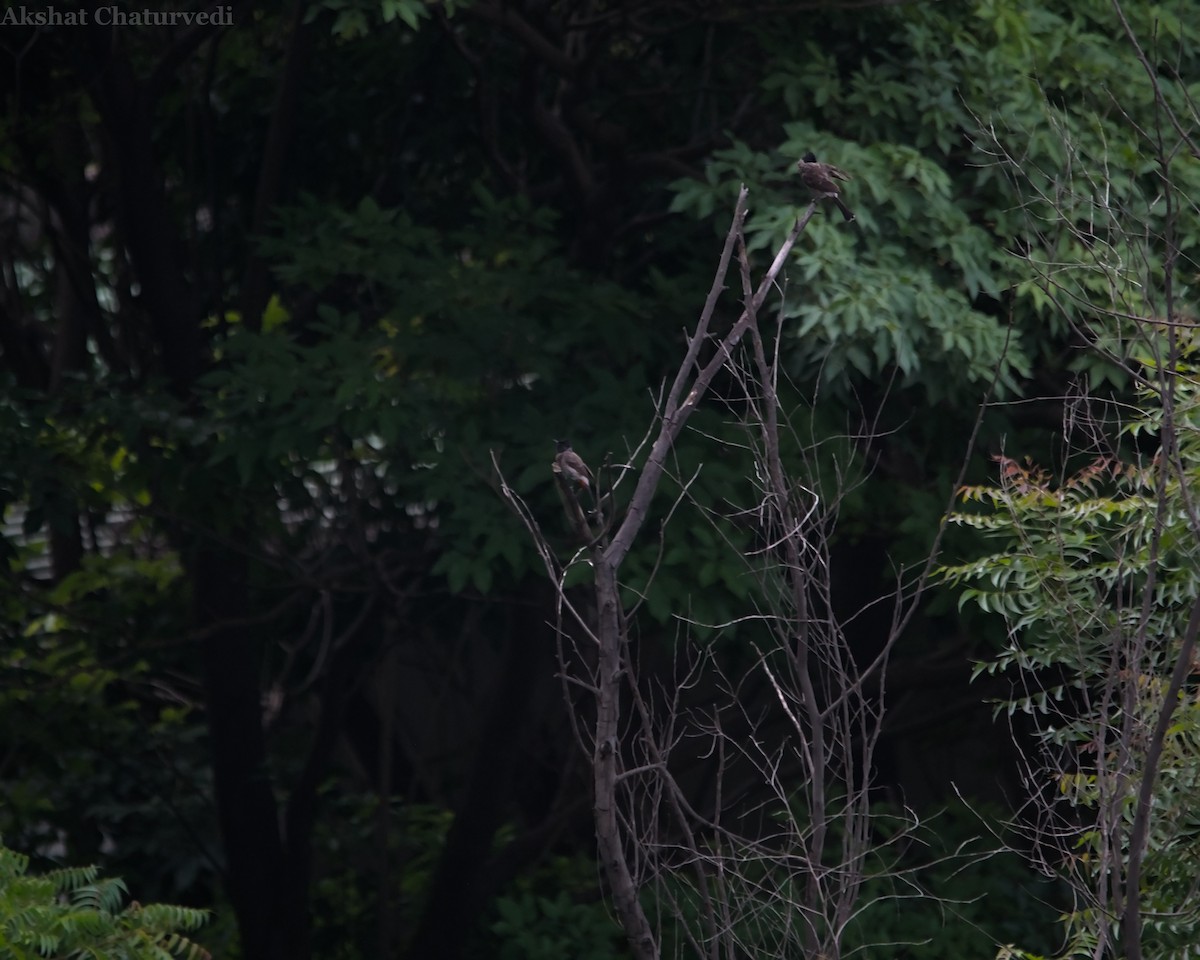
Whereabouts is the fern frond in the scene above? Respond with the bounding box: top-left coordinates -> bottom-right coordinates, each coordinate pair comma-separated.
162,931 -> 214,959
0,840 -> 209,960
131,902 -> 210,934
73,877 -> 129,914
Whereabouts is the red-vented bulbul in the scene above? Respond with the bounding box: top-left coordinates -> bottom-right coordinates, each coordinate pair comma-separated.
554,439 -> 593,491
797,151 -> 855,222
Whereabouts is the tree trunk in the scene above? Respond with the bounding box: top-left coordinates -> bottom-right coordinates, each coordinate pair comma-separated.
195,547 -> 308,960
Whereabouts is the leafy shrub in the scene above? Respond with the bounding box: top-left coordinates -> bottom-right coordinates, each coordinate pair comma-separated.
0,841 -> 209,958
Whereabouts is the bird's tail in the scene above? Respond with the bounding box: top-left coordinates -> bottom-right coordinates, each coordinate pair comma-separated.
834,197 -> 855,222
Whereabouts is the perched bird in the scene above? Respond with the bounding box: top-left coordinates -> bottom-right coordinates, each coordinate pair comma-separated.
796,151 -> 855,222
554,439 -> 593,491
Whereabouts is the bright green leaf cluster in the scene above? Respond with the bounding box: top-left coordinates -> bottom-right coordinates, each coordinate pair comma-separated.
0,842 -> 209,959
941,357 -> 1200,959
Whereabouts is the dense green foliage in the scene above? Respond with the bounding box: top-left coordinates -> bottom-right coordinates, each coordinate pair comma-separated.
943,359 -> 1200,959
0,842 -> 208,959
2,0 -> 1196,956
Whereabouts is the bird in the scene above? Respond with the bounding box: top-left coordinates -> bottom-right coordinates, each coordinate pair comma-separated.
554,439 -> 593,491
796,151 -> 855,222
